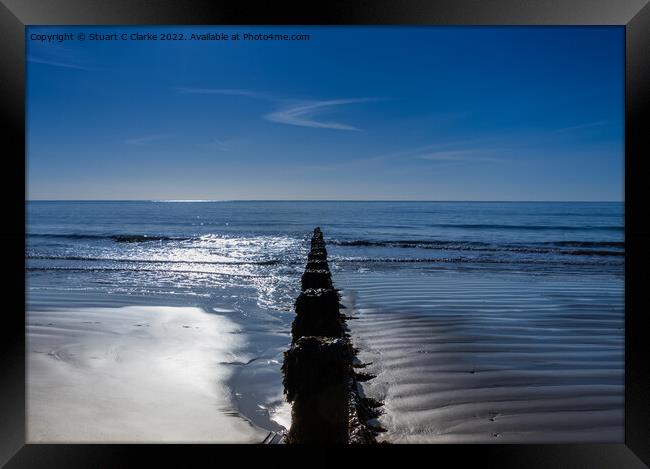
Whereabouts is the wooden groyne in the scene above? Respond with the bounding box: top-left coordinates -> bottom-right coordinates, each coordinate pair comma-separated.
281,227 -> 385,444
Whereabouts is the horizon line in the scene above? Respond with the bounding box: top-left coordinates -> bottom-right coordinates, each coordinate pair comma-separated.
26,199 -> 624,203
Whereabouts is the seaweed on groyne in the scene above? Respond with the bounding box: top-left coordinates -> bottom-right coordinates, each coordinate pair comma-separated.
280,227 -> 386,444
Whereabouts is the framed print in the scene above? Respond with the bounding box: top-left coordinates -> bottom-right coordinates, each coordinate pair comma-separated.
1,0 -> 649,467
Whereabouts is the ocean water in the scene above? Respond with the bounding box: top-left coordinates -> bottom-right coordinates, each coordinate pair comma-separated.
26,201 -> 625,442
27,201 -> 623,299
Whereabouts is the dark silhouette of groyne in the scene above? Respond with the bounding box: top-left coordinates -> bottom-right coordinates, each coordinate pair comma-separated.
281,227 -> 385,444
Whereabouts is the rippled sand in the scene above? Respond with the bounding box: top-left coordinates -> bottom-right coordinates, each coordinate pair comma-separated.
27,300 -> 268,443
339,266 -> 624,443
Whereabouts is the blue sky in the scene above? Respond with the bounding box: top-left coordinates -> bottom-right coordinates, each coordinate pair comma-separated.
27,26 -> 624,201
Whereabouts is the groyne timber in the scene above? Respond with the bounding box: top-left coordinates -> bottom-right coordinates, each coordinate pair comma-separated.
280,227 -> 385,444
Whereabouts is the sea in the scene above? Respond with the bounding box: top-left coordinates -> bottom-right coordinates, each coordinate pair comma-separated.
26,201 -> 625,442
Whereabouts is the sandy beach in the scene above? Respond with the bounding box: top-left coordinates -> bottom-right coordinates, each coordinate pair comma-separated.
26,291 -> 290,443
338,265 -> 624,443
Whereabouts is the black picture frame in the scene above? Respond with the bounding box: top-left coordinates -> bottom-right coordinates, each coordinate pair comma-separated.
1,1 -> 648,467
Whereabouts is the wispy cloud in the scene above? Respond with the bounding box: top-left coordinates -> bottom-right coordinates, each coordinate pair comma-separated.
295,139 -> 506,174
196,138 -> 232,151
28,41 -> 104,71
264,98 -> 379,131
125,134 -> 175,146
27,56 -> 95,71
551,120 -> 608,134
176,87 -> 266,99
414,149 -> 504,163
177,87 -> 381,131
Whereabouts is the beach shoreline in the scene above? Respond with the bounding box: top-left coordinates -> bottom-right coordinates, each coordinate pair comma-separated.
339,266 -> 624,443
26,258 -> 624,444
26,289 -> 290,443
26,200 -> 625,443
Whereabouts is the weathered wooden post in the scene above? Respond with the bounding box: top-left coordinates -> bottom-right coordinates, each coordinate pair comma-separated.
281,227 -> 383,444
292,288 -> 344,342
300,269 -> 333,290
282,337 -> 352,444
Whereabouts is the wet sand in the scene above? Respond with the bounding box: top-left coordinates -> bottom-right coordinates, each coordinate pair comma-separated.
338,265 -> 624,443
27,292 -> 277,443
27,262 -> 623,444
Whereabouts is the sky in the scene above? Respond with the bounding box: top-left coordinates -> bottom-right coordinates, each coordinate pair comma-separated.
26,26 -> 624,201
